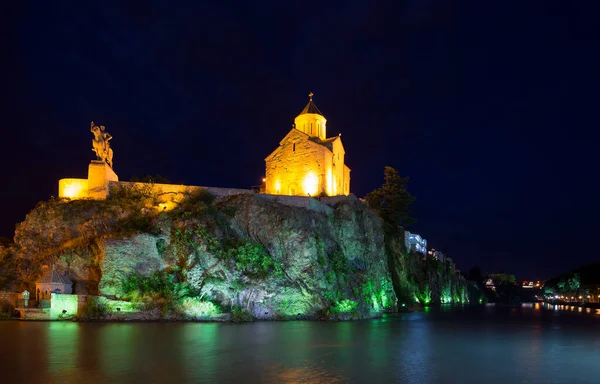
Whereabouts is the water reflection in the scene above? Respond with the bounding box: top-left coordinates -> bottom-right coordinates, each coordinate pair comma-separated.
1,304 -> 599,384
47,322 -> 79,375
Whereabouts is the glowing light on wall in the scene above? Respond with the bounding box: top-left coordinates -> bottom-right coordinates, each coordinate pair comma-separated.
275,180 -> 281,193
326,169 -> 333,195
157,202 -> 177,212
333,176 -> 337,195
302,172 -> 318,196
50,293 -> 79,320
58,178 -> 88,199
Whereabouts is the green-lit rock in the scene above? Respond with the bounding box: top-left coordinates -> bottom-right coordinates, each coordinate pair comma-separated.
9,192 -> 397,320
6,189 -> 474,321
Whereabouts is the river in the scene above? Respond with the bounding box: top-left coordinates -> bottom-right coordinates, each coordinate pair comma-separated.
0,303 -> 599,383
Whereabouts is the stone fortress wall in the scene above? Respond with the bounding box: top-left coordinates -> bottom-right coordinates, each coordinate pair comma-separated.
58,161 -> 357,215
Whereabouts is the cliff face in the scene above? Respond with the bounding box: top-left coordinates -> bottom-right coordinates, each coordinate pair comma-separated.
11,189 -> 396,320
386,235 -> 470,305
8,186 -> 474,320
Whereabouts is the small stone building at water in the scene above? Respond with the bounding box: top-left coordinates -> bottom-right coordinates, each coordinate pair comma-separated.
35,268 -> 73,300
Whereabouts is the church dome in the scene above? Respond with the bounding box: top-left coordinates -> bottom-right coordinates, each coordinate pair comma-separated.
294,92 -> 327,140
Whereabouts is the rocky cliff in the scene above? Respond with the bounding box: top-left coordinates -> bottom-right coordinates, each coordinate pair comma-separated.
385,235 -> 471,306
8,186 -> 396,320
3,185 -> 473,321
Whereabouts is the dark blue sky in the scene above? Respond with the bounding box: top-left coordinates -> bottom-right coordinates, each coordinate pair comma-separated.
3,1 -> 599,280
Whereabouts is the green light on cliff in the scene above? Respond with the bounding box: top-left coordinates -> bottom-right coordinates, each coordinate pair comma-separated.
379,291 -> 389,309
414,290 -> 432,305
371,295 -> 380,312
180,298 -> 220,318
50,294 -> 79,320
441,287 -> 452,304
332,299 -> 358,314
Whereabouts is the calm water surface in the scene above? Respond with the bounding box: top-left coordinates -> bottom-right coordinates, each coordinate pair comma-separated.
1,303 -> 599,383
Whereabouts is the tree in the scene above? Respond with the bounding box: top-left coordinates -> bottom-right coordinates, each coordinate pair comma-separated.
567,274 -> 581,292
365,167 -> 415,233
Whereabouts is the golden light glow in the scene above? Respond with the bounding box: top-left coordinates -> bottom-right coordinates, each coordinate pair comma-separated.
302,172 -> 318,196
158,202 -> 171,211
58,178 -> 88,199
326,169 -> 333,196
275,180 -> 281,193
333,176 -> 338,195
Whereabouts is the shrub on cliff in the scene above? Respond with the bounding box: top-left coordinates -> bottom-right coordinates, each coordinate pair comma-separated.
79,296 -> 109,320
224,239 -> 283,279
121,270 -> 198,300
169,188 -> 217,220
114,212 -> 159,237
330,299 -> 359,315
104,183 -> 158,211
231,305 -> 253,322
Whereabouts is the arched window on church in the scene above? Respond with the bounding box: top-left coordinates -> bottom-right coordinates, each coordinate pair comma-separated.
293,143 -> 296,152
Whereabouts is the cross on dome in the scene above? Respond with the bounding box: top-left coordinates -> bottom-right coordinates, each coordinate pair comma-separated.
299,92 -> 323,116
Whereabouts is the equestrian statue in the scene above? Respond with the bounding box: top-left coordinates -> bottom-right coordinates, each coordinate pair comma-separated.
90,121 -> 114,167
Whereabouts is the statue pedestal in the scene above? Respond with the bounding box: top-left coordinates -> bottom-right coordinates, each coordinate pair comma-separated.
88,160 -> 119,199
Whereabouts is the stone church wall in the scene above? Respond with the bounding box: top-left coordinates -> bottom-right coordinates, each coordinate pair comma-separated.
265,134 -> 328,196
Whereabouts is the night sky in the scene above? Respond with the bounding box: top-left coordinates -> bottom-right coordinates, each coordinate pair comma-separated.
4,1 -> 599,280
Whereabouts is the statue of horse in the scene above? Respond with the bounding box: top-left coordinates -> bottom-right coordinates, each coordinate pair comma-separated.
91,122 -> 114,167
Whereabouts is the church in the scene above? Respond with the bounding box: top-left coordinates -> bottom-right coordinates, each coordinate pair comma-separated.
264,93 -> 350,197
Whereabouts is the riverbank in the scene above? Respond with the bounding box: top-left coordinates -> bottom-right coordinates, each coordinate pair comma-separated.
544,300 -> 600,309
7,301 -> 395,322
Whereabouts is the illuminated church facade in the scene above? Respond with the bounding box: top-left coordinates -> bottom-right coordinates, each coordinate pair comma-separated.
264,93 -> 350,197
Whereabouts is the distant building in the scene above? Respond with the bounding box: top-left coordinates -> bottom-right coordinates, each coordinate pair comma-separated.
522,280 -> 542,289
427,249 -> 445,263
485,278 -> 496,291
405,231 -> 427,254
35,267 -> 72,301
